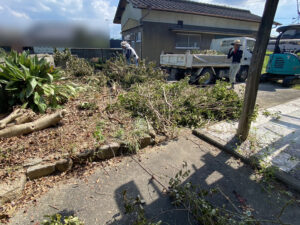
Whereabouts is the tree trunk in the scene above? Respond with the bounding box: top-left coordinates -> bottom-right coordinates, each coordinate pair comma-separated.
0,110 -> 67,138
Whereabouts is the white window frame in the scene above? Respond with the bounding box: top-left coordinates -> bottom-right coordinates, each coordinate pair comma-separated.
136,32 -> 142,43
175,33 -> 201,50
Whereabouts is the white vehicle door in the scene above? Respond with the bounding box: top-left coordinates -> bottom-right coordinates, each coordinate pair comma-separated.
241,39 -> 255,66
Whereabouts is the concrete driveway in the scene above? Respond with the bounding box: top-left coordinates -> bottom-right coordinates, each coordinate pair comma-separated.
257,82 -> 300,109
9,132 -> 300,225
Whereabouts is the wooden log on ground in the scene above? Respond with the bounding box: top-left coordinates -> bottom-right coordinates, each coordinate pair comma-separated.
6,114 -> 34,127
14,114 -> 34,125
0,109 -> 24,129
0,110 -> 67,138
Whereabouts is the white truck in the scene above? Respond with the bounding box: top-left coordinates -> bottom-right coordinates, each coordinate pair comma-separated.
160,37 -> 255,84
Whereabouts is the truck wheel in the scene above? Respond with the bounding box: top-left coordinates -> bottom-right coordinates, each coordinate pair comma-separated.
198,68 -> 215,85
167,68 -> 178,81
236,66 -> 248,82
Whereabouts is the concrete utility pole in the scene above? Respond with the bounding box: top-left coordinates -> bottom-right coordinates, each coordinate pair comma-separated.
237,0 -> 279,141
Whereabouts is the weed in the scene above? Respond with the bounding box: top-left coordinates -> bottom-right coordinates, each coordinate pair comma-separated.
77,102 -> 97,111
123,191 -> 162,225
123,118 -> 149,153
42,214 -> 84,225
114,128 -> 125,140
93,121 -> 106,144
262,110 -> 281,120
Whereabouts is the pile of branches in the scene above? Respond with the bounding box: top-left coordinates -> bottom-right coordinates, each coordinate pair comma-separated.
53,49 -> 94,77
190,49 -> 224,55
0,108 -> 66,138
101,55 -> 167,89
115,79 -> 243,135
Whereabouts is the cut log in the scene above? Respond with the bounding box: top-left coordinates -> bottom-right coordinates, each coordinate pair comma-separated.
0,110 -> 67,138
6,113 -> 34,127
14,114 -> 34,125
0,109 -> 24,129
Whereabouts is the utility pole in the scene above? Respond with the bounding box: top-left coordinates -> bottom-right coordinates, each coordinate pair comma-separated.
237,0 -> 279,141
297,0 -> 300,23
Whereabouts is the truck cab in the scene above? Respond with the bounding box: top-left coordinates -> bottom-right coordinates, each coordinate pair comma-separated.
210,37 -> 255,67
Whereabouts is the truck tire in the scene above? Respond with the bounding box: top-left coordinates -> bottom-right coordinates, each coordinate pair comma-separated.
200,68 -> 216,85
167,68 -> 178,81
236,66 -> 248,82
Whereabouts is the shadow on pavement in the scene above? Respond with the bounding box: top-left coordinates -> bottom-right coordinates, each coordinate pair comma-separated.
108,150 -> 300,225
258,82 -> 287,92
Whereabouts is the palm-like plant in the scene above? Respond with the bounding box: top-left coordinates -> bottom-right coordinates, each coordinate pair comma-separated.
0,51 -> 76,112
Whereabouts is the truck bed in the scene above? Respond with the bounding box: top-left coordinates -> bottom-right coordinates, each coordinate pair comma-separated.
160,53 -> 232,69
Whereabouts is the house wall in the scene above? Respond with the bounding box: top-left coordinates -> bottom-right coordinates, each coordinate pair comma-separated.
142,22 -> 216,63
121,2 -> 142,29
120,7 -> 260,64
141,9 -> 260,31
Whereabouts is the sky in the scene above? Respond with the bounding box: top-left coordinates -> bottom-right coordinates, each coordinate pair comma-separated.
0,0 -> 297,39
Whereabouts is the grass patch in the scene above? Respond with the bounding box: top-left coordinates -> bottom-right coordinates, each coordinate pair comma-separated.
262,51 -> 272,74
293,84 -> 300,90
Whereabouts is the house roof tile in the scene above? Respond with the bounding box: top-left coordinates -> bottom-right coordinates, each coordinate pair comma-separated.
114,0 -> 262,24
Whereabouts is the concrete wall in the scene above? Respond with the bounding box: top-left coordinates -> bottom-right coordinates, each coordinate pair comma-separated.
71,48 -> 122,59
141,9 -> 259,32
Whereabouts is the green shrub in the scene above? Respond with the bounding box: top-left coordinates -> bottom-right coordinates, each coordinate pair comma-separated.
0,51 -> 76,112
66,56 -> 94,77
53,48 -> 72,68
54,48 -> 94,77
115,79 -> 243,135
101,55 -> 167,88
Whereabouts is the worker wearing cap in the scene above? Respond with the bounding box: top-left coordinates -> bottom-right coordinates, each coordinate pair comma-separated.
121,41 -> 139,66
228,40 -> 243,89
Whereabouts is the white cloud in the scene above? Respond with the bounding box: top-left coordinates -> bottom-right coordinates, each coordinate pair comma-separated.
10,9 -> 30,20
0,5 -> 3,11
91,0 -> 117,20
39,3 -> 52,12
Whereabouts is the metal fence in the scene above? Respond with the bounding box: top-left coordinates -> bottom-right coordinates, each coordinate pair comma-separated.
70,48 -> 122,60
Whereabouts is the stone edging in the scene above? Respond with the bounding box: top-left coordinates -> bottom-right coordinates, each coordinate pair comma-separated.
192,129 -> 300,193
1,135 -> 166,206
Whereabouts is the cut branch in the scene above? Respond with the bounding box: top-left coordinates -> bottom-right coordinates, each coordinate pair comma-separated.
0,110 -> 67,138
0,109 -> 24,129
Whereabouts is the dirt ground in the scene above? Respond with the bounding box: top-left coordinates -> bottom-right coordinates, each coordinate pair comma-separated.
2,81 -> 300,224
0,85 -> 135,182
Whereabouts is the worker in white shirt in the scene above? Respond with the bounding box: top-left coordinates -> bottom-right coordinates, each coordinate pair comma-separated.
121,41 -> 139,66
